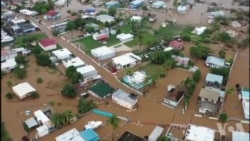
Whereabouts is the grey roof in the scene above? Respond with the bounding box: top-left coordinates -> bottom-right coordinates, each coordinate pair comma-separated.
206,73 -> 223,84
11,25 -> 20,30
232,131 -> 250,141
199,101 -> 217,113
204,87 -> 226,98
25,117 -> 38,128
19,23 -> 35,30
205,56 -> 225,67
112,89 -> 137,105
199,88 -> 220,101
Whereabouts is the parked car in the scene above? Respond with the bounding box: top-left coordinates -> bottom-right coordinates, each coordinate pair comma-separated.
149,14 -> 157,22
80,93 -> 90,99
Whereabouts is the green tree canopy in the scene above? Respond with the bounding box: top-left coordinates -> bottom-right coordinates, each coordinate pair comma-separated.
14,66 -> 27,79
36,54 -> 51,66
15,55 -> 28,64
219,112 -> 228,122
77,99 -> 97,114
61,84 -> 77,98
108,7 -> 117,16
190,45 -> 212,59
151,51 -> 165,65
192,70 -> 201,82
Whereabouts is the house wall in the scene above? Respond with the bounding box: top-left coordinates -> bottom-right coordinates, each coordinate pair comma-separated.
1,64 -> 16,73
88,90 -> 111,100
112,97 -> 136,110
39,43 -> 57,51
23,27 -> 36,33
164,98 -> 178,107
206,63 -> 223,68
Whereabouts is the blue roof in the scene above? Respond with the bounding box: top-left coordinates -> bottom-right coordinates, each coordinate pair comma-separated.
205,56 -> 225,67
242,88 -> 249,99
205,73 -> 223,84
80,129 -> 100,141
232,131 -> 250,141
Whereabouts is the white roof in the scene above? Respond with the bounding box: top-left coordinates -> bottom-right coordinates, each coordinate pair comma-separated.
112,53 -> 141,66
149,126 -> 164,140
185,124 -> 215,141
36,125 -> 49,133
96,14 -> 114,23
52,48 -> 72,59
19,9 -> 38,16
131,16 -> 142,21
242,99 -> 249,119
11,18 -> 26,24
91,46 -> 115,56
112,89 -> 137,105
55,128 -> 84,141
232,131 -> 250,141
1,58 -> 17,69
77,65 -> 96,74
116,33 -> 134,40
25,117 -> 38,128
205,73 -> 223,84
125,71 -> 147,84
12,82 -> 36,99
62,57 -> 85,68
34,110 -> 50,125
164,47 -> 173,52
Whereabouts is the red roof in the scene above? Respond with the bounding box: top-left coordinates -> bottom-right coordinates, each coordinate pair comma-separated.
97,33 -> 109,40
169,40 -> 184,49
46,10 -> 58,17
39,38 -> 56,47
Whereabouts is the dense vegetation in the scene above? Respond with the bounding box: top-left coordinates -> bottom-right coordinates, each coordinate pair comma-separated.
1,122 -> 12,141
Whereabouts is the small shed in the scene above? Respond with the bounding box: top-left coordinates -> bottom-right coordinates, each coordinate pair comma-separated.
12,82 -> 36,99
36,125 -> 49,138
34,110 -> 51,125
19,23 -> 36,33
38,38 -> 57,51
116,33 -> 134,42
52,48 -> 72,60
92,33 -> 109,41
1,58 -> 17,73
232,131 -> 250,141
96,14 -> 115,23
131,16 -> 142,22
25,117 -> 38,129
80,129 -> 100,141
77,65 -> 98,79
88,82 -> 114,100
177,5 -> 188,14
43,10 -> 61,20
151,1 -> 166,9
91,46 -> 115,60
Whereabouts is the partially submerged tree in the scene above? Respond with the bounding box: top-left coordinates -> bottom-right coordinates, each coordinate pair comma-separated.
61,84 -> 77,98
107,114 -> 121,141
219,112 -> 228,122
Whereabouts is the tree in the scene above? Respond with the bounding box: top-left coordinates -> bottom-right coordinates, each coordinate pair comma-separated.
192,70 -> 201,82
190,45 -> 212,59
157,136 -> 170,141
181,77 -> 196,95
107,114 -> 121,141
65,66 -> 83,84
150,73 -> 159,87
14,67 -> 27,79
15,55 -> 27,64
219,112 -> 228,122
51,113 -> 65,129
73,17 -> 85,29
108,7 -> 117,16
36,54 -> 51,66
86,26 -> 95,33
151,51 -> 165,65
61,84 -> 77,98
36,77 -> 43,83
77,99 -> 97,114
62,110 -> 74,124
30,92 -> 39,98
226,88 -> 234,95
65,21 -> 77,39
215,32 -> 233,43
6,92 -> 15,100
219,50 -> 226,58
66,66 -> 77,78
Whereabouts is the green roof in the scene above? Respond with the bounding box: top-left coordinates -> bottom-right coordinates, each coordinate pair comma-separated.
89,82 -> 114,98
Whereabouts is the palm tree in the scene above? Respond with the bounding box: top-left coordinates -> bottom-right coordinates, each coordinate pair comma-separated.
150,73 -> 159,88
107,114 -> 121,141
51,113 -> 64,129
142,76 -> 152,96
63,110 -> 74,124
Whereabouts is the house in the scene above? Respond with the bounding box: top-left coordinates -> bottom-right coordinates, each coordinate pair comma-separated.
1,58 -> 17,73
205,56 -> 225,68
77,65 -> 99,80
185,124 -> 215,141
92,33 -> 109,41
38,38 -> 57,51
43,10 -> 61,20
1,47 -> 31,62
19,23 -> 36,33
205,73 -> 223,87
123,71 -> 151,89
11,18 -> 26,25
88,82 -> 114,100
80,129 -> 100,141
112,53 -> 142,70
241,87 -> 249,119
204,87 -> 225,102
12,82 -> 36,99
34,110 -> 51,126
169,39 -> 184,50
171,55 -> 190,66
56,128 -> 85,141
118,131 -> 145,141
52,48 -> 72,60
105,1 -> 119,8
130,0 -> 143,8
116,33 -> 134,42
232,131 -> 250,141
62,57 -> 85,68
19,9 -> 38,16
112,89 -> 138,110
148,126 -> 164,141
151,1 -> 166,8
96,14 -> 115,23
24,117 -> 38,129
91,46 -> 115,60
198,88 -> 220,114
164,85 -> 186,108
11,25 -> 22,35
36,125 -> 49,138
131,16 -> 142,22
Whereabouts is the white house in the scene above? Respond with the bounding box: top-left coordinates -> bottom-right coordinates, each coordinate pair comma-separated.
96,14 -> 115,23
12,82 -> 36,99
148,126 -> 164,141
185,124 -> 215,141
116,33 -> 134,42
131,16 -> 142,22
36,125 -> 49,138
19,9 -> 38,16
112,89 -> 138,110
62,57 -> 85,68
91,46 -> 115,60
34,110 -> 51,126
55,128 -> 84,141
1,58 -> 17,73
112,53 -> 142,70
198,88 -> 220,114
11,18 -> 26,24
77,65 -> 98,80
38,38 -> 57,51
52,48 -> 72,60
1,47 -> 31,62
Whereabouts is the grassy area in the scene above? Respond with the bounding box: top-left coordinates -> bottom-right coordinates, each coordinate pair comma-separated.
75,35 -> 121,53
1,122 -> 12,141
125,32 -> 159,47
14,33 -> 48,47
120,24 -> 132,33
139,63 -> 162,76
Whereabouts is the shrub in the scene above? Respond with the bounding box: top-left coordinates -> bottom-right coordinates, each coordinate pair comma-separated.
219,113 -> 228,122
30,92 -> 39,98
14,67 -> 27,79
193,70 -> 201,82
36,77 -> 43,83
181,34 -> 191,42
6,92 -> 15,100
219,50 -> 226,58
